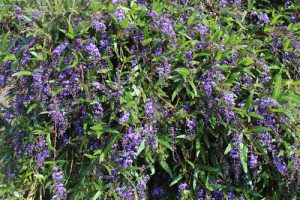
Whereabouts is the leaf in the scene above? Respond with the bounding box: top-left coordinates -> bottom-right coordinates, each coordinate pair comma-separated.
174,68 -> 190,77
12,71 -> 32,77
160,160 -> 173,178
245,90 -> 254,110
3,54 -> 16,61
188,79 -> 197,96
224,143 -> 233,155
272,73 -> 282,100
92,191 -> 102,200
90,124 -> 103,132
271,14 -> 283,25
239,57 -> 254,66
84,154 -> 96,159
172,84 -> 183,102
141,38 -> 152,46
169,174 -> 183,186
248,112 -> 264,120
136,140 -> 145,156
281,92 -> 300,105
240,140 -> 248,174
27,103 -> 38,114
250,126 -> 272,133
158,137 -> 173,151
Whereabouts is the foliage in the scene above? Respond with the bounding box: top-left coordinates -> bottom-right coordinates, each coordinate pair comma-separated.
0,0 -> 300,199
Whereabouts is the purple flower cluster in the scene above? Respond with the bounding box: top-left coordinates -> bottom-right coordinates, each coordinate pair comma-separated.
144,99 -> 155,118
115,185 -> 135,200
178,182 -> 188,194
93,102 -> 103,118
114,8 -> 125,22
86,43 -> 101,60
186,118 -> 197,136
35,136 -> 50,168
119,111 -> 130,124
259,12 -> 270,24
53,41 -> 69,59
51,167 -> 67,200
229,135 -> 242,160
49,109 -> 69,135
273,152 -> 288,175
116,127 -> 142,169
156,61 -> 172,79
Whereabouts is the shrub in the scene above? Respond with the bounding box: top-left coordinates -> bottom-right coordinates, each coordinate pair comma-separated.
0,0 -> 299,199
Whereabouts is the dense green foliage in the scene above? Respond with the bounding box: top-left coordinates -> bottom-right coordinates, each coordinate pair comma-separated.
0,0 -> 299,199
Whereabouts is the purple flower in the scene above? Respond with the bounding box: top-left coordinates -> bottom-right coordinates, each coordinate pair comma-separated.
53,41 -> 69,59
93,102 -> 103,118
186,118 -> 197,136
145,99 -> 155,117
178,182 -> 188,193
116,127 -> 142,169
160,19 -> 176,40
149,11 -> 158,18
151,186 -> 165,197
228,191 -> 235,199
229,135 -> 242,159
219,0 -> 228,8
285,0 -> 292,7
249,153 -> 259,169
119,111 -> 130,124
197,189 -> 204,200
157,61 -> 171,79
290,14 -> 298,23
259,12 -> 270,23
49,108 -> 69,135
51,167 -> 67,200
91,20 -> 106,32
273,152 -> 288,175
114,8 -> 125,22
0,75 -> 5,85
86,43 -> 101,60
194,23 -> 209,36
112,0 -> 123,4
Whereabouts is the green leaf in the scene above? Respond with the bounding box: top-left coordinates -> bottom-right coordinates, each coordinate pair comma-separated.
169,174 -> 183,186
272,73 -> 282,100
158,137 -> 173,151
27,103 -> 38,114
250,126 -> 272,133
240,140 -> 248,174
172,84 -> 183,102
136,140 -> 145,156
224,143 -> 233,155
92,191 -> 102,200
174,68 -> 190,77
90,124 -> 103,132
281,92 -> 300,105
245,91 -> 254,110
248,112 -> 264,120
141,38 -> 152,46
160,160 -> 173,178
3,54 -> 16,61
271,14 -> 283,25
12,71 -> 32,77
188,79 -> 197,96
239,57 -> 254,66
84,154 -> 96,159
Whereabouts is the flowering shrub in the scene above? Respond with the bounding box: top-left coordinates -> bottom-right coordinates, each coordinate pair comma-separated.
0,0 -> 300,199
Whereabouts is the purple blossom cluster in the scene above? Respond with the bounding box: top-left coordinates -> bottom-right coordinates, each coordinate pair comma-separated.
53,41 -> 69,59
51,167 -> 67,200
116,127 -> 142,169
